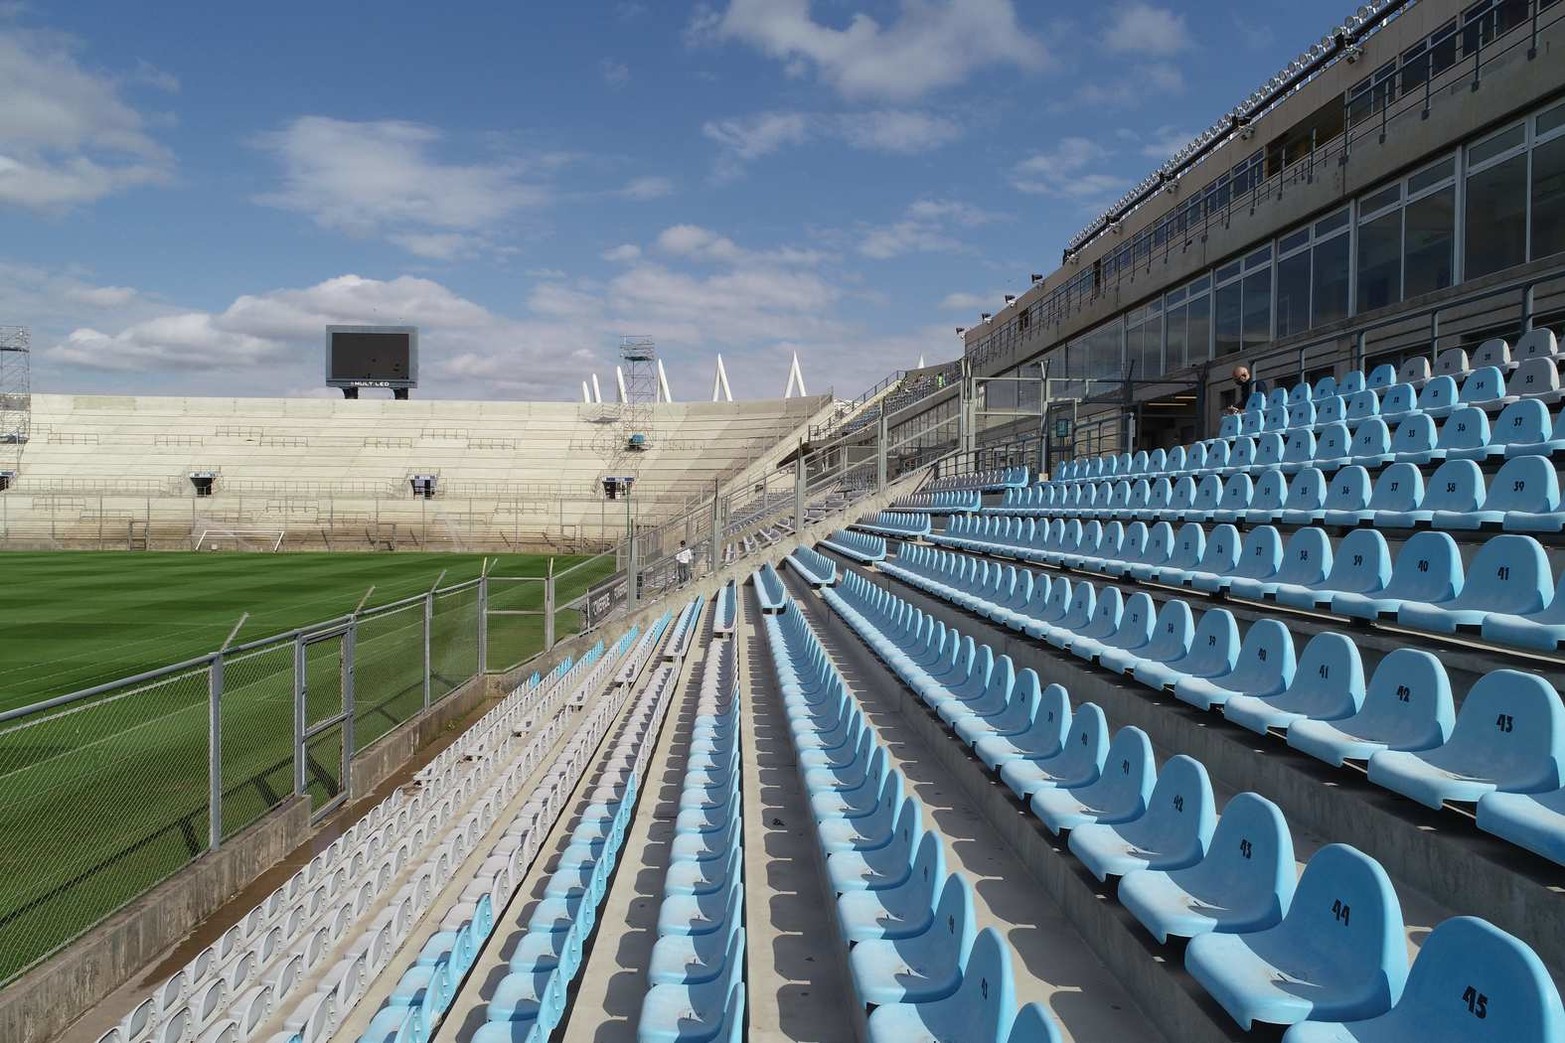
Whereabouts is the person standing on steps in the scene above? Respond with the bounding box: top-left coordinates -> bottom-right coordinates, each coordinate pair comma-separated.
675,540 -> 693,585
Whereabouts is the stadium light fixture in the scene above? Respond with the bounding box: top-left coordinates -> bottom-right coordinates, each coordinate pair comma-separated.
1030,273 -> 1044,283
1004,295 -> 1017,304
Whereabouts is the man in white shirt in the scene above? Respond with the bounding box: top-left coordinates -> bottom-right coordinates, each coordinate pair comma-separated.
675,541 -> 694,585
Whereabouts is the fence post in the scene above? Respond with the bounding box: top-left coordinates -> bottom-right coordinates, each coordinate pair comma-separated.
477,570 -> 489,674
294,636 -> 306,796
793,450 -> 806,530
544,558 -> 556,651
876,413 -> 888,491
342,623 -> 356,802
423,591 -> 433,709
208,653 -> 224,851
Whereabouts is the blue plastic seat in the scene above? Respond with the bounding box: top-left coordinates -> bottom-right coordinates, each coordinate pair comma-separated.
1367,363 -> 1397,391
1098,600 -> 1193,676
1186,474 -> 1223,521
1458,364 -> 1506,409
1311,422 -> 1353,470
1390,413 -> 1439,465
1483,397 -> 1553,459
1223,436 -> 1258,476
997,701 -> 1109,800
1278,429 -> 1318,474
1316,466 -> 1372,527
1208,525 -> 1282,595
1030,726 -> 1156,835
1281,916 -> 1565,1043
1504,402 -> 1565,458
1151,523 -> 1207,584
1485,455 -> 1565,532
1287,399 -> 1317,431
1315,394 -> 1345,429
1265,404 -> 1288,432
1481,567 -> 1565,651
638,951 -> 744,1043
1378,382 -> 1416,421
1119,792 -> 1295,943
1223,632 -> 1365,736
1396,534 -> 1551,632
1346,417 -> 1393,469
1287,649 -> 1454,766
1331,531 -> 1462,620
1416,374 -> 1459,419
1077,590 -> 1157,664
849,873 -> 973,1006
1173,618 -> 1295,710
835,834 -> 946,941
1364,462 -> 1426,528
1056,586 -> 1124,661
1186,844 -> 1408,1031
1277,467 -> 1328,526
1430,405 -> 1492,462
1272,528 -> 1389,609
1242,469 -> 1288,524
1254,431 -> 1286,471
973,681 -> 1070,769
1477,785 -> 1565,867
1218,413 -> 1241,439
1239,409 -> 1264,437
954,665 -> 1045,746
1121,522 -> 1174,581
1342,389 -> 1380,425
1288,381 -> 1313,407
1313,376 -> 1339,402
649,917 -> 744,988
1068,755 -> 1216,880
816,792 -> 916,857
1178,523 -> 1240,590
1368,669 -> 1565,808
1210,474 -> 1254,523
863,928 -> 1018,1043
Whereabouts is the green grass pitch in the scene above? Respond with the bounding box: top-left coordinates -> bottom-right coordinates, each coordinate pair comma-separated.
0,550 -> 613,983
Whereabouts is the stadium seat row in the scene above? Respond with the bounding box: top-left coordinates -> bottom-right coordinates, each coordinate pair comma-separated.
712,579 -> 738,637
786,544 -> 840,587
755,563 -> 788,614
933,516 -> 1565,652
879,545 -> 1565,868
820,529 -> 887,564
821,567 -> 1565,1036
853,511 -> 933,538
892,490 -> 983,513
761,593 -> 1062,1042
637,637 -> 747,1042
923,466 -> 1029,493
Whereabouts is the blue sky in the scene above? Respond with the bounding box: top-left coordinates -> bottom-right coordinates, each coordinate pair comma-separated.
0,0 -> 1339,401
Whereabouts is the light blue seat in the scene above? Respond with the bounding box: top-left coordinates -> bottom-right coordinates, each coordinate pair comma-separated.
664,846 -> 741,899
1395,534 -> 1551,632
1201,440 -> 1232,477
1477,785 -> 1565,867
835,833 -> 946,941
1173,618 -> 1295,710
1415,374 -> 1459,419
1331,531 -> 1462,620
1269,387 -> 1290,410
997,701 -> 1108,800
1208,525 -> 1282,594
1287,649 -> 1454,765
1069,755 -> 1215,880
1122,522 -> 1175,581
1185,844 -> 1408,1031
1210,474 -> 1254,523
1389,413 -> 1439,465
1481,568 -> 1565,651
1315,394 -> 1346,429
1429,405 -> 1491,462
1005,1003 -> 1064,1043
1222,437 -> 1258,477
1339,371 -> 1367,396
1317,466 -> 1372,527
849,873 -> 973,1006
1346,418 -> 1394,469
1271,528 -> 1388,608
1281,916 -> 1565,1043
648,919 -> 745,988
1400,458 -> 1484,528
1030,726 -> 1156,834
1278,429 -> 1318,474
1504,401 -> 1565,458
1119,792 -> 1295,943
1313,376 -> 1339,402
1288,381 -> 1313,407
1277,467 -> 1327,526
1242,470 -> 1288,524
1264,405 -> 1288,432
1222,633 -> 1365,735
1099,600 -> 1193,676
1288,399 -> 1317,431
1151,522 -> 1207,584
816,792 -> 915,857
1311,422 -> 1353,471
827,814 -> 930,895
935,653 -> 1016,728
974,681 -> 1070,769
863,928 -> 1018,1043
1368,669 -> 1565,808
1186,474 -> 1224,521
1485,455 -> 1565,532
1458,364 -> 1506,409
1364,463 -> 1426,528
1178,523 -> 1240,590
1107,523 -> 1148,578
1378,382 -> 1416,421
1076,590 -> 1157,664
1482,397 -> 1553,459
955,665 -> 1045,745
1254,431 -> 1286,471
1056,586 -> 1124,661
1240,408 -> 1265,437
637,953 -> 744,1043
1367,363 -> 1397,391
1342,389 -> 1380,425
1218,413 -> 1242,439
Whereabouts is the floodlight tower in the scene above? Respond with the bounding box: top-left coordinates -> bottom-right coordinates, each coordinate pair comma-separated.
0,326 -> 32,474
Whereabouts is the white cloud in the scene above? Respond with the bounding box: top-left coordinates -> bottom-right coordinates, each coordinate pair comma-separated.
617,175 -> 674,200
939,291 -> 1000,312
703,108 -> 962,179
601,243 -> 642,262
853,198 -> 998,260
1010,137 -> 1127,204
691,0 -> 1047,101
1138,124 -> 1196,162
1102,3 -> 1193,56
656,224 -> 744,263
129,57 -> 179,93
252,117 -> 552,257
599,58 -> 630,88
0,28 -> 174,209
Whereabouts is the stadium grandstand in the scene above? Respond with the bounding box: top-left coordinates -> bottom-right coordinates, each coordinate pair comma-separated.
10,0 -> 1565,1042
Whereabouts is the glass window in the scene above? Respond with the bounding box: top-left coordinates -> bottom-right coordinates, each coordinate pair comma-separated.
1187,292 -> 1212,365
1532,134 -> 1565,259
1216,260 -> 1242,282
1466,152 -> 1528,277
1279,227 -> 1311,253
1275,249 -> 1312,338
1165,285 -> 1187,306
1242,268 -> 1272,353
1215,280 -> 1242,357
1315,208 -> 1351,236
1469,123 -> 1525,167
1540,101 -> 1565,137
1405,185 -> 1456,296
1312,232 -> 1351,326
1165,303 -> 1189,372
1361,184 -> 1402,215
1408,155 -> 1455,194
1245,245 -> 1273,269
1357,209 -> 1403,312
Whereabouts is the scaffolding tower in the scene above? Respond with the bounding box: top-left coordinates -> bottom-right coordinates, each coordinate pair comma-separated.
0,326 -> 31,473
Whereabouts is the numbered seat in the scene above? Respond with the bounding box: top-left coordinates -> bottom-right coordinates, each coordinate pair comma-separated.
1484,455 -> 1565,532
1228,527 -> 1330,602
1314,394 -> 1346,429
1098,600 -> 1193,676
1287,399 -> 1317,431
1178,524 -> 1240,590
863,928 -> 1019,1043
1241,469 -> 1288,525
1119,792 -> 1295,943
1205,525 -> 1283,595
849,873 -> 973,1007
1395,534 -> 1552,633
997,702 -> 1109,800
1476,785 -> 1565,867
1220,437 -> 1257,477
1316,466 -> 1372,528
1055,587 -> 1124,661
637,948 -> 744,1043
1457,365 -> 1506,409
1389,413 -> 1439,466
1276,467 -> 1328,526
1429,405 -> 1492,463
1210,474 -> 1254,523
1331,531 -> 1462,621
1480,398 -> 1553,460
1311,422 -> 1353,471
1434,347 -> 1470,380
1288,382 -> 1314,407
1415,374 -> 1459,420
1378,382 -> 1417,421
1122,522 -> 1175,581
1515,327 -> 1561,361
1365,463 -> 1426,528
1397,355 -> 1432,389
1272,528 -> 1389,610
1281,916 -> 1565,1043
1287,649 -> 1454,766
1222,633 -> 1365,736
1471,336 -> 1513,371
973,682 -> 1071,770
1075,591 -> 1157,665
1185,844 -> 1408,1031
1173,618 -> 1296,711
1030,726 -> 1156,835
1253,431 -> 1286,472
1481,568 -> 1565,651
1278,429 -> 1318,475
1131,606 -> 1237,692
1366,363 -> 1398,391
1368,669 -> 1565,808
1342,389 -> 1380,425
1068,756 -> 1216,881
1402,458 -> 1484,528
1345,417 -> 1394,469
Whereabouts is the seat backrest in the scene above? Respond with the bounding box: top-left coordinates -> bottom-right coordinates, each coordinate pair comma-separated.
1236,525 -> 1283,578
1255,432 -> 1285,469
1006,1003 -> 1065,1043
1324,529 -> 1391,592
1129,450 -> 1149,475
1186,791 -> 1296,926
1061,702 -> 1111,774
1277,526 -> 1333,584
1508,354 -> 1561,399
931,872 -> 978,966
1268,387 -> 1289,410
1228,436 -> 1257,471
1293,632 -> 1366,704
1323,466 -> 1371,512
1169,477 -> 1196,512
1491,398 -> 1552,449
1119,521 -> 1149,560
1288,381 -> 1312,407
1204,439 -> 1231,471
1148,448 -> 1167,473
1250,469 -> 1287,511
1283,467 -> 1327,509
1459,365 -> 1505,405
1143,522 -> 1174,564
1234,617 -> 1295,683
1380,382 -> 1416,418
954,928 -> 1017,1043
1314,422 -> 1350,461
1165,445 -> 1187,473
1358,648 -> 1456,749
1137,755 -> 1216,858
1168,523 -> 1206,567
1282,429 -> 1316,464
1417,374 -> 1458,412
1339,370 -> 1366,396
1387,916 -> 1565,1042
1349,417 -> 1392,462
1193,474 -> 1222,512
1288,399 -> 1316,429
1312,375 -> 1339,402
1264,403 -> 1288,431
1218,413 -> 1241,439
1219,473 -> 1254,513
1315,395 -> 1346,427
1399,355 -> 1432,384
1444,670 -> 1565,790
1240,409 -> 1264,437
1483,454 -> 1561,515
1459,535 -> 1552,614
1199,523 -> 1241,573
1515,327 -> 1560,361
1387,531 -> 1463,601
1472,337 -> 1511,369
1435,347 -> 1471,378
1366,362 -> 1397,390
1280,844 -> 1408,1004
1436,407 -> 1491,454
1342,390 -> 1379,424
1146,600 -> 1195,658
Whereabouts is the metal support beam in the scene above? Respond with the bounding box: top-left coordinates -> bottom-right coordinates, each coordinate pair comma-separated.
476,568 -> 489,674
876,412 -> 888,491
794,446 -> 807,529
293,638 -> 306,796
423,592 -> 433,708
544,558 -> 556,651
208,654 -> 223,850
342,625 -> 355,803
